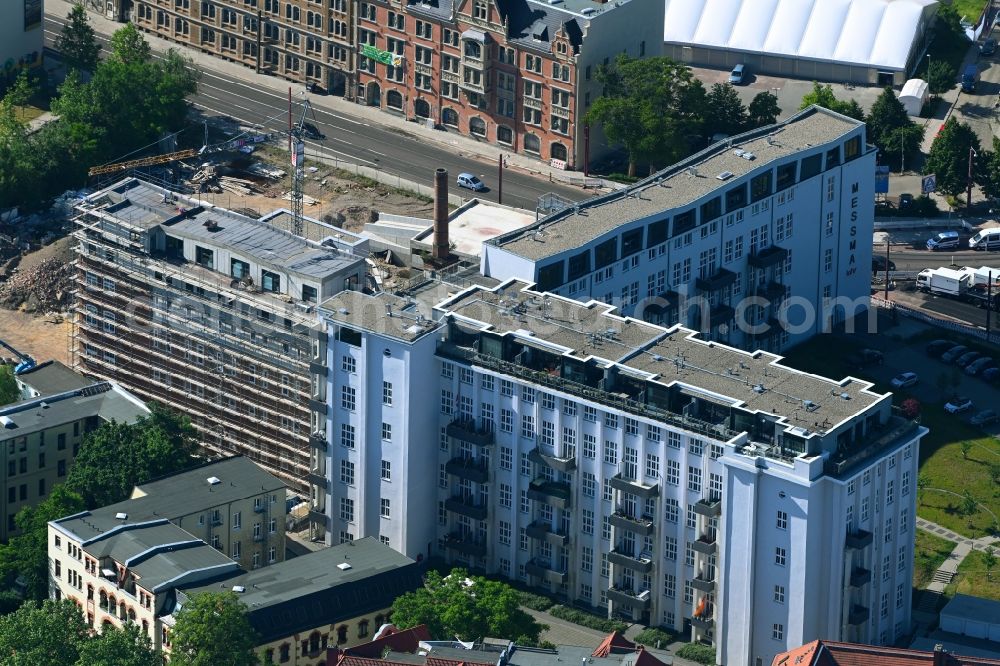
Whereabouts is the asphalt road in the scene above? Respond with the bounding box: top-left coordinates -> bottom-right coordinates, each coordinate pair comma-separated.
881,246 -> 1000,271
903,288 -> 1000,330
42,14 -> 586,211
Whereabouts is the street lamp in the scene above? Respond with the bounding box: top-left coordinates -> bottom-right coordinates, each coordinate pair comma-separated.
926,53 -> 931,81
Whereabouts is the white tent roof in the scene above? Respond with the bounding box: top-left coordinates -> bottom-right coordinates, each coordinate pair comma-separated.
899,78 -> 928,100
664,0 -> 938,70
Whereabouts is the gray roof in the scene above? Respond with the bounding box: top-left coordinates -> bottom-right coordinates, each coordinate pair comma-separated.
87,179 -> 359,281
437,281 -> 883,435
54,457 -> 285,542
15,360 -> 94,396
319,290 -> 443,343
0,382 -> 149,440
941,594 -> 1000,626
491,107 -> 864,261
178,537 -> 421,642
67,519 -> 237,592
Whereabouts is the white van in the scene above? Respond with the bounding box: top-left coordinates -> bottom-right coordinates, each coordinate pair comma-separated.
970,227 -> 1000,251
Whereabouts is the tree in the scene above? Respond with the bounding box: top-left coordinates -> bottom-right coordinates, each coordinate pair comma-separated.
917,474 -> 929,503
980,137 -> 1000,200
985,547 -> 997,581
747,91 -> 781,128
925,117 -> 983,197
65,404 -> 198,508
961,490 -> 979,520
0,366 -> 17,406
0,485 -> 85,601
866,87 -> 924,169
107,24 -> 151,66
703,83 -> 748,138
392,569 -> 543,643
56,4 -> 101,74
900,398 -> 921,419
990,463 -> 1000,489
170,592 -> 258,666
75,623 -> 160,666
961,440 -> 973,460
584,55 -> 706,176
0,599 -> 89,665
927,60 -> 957,95
798,82 -> 864,120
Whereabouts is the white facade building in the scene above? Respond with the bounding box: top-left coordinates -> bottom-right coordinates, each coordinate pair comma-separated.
481,106 -> 877,355
312,279 -> 924,666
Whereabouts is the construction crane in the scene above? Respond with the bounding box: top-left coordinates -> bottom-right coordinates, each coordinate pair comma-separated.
288,98 -> 317,238
87,148 -> 202,177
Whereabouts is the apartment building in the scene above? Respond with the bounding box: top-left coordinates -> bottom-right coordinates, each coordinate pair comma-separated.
13,360 -> 94,400
70,178 -> 367,494
0,0 -> 43,74
131,0 -> 354,95
94,456 -> 288,571
354,0 -> 662,168
481,106 -> 877,354
0,381 -> 149,541
48,503 -> 420,663
315,278 -> 925,666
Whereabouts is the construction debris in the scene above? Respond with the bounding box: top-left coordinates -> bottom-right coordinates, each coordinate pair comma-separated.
0,258 -> 74,313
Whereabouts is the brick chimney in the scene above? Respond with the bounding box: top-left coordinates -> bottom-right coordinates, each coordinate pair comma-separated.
433,168 -> 449,261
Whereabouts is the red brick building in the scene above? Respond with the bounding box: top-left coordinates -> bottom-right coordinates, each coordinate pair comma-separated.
353,0 -> 662,169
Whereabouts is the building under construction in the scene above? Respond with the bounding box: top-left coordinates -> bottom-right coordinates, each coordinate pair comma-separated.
69,178 -> 367,494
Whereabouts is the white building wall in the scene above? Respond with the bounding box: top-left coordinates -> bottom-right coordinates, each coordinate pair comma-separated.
0,1 -> 43,74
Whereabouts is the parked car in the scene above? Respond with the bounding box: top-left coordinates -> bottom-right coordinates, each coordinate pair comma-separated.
729,64 -> 747,85
944,396 -> 974,414
966,357 -> 997,375
927,231 -> 961,251
956,350 -> 982,367
890,372 -> 919,389
982,39 -> 997,56
941,345 -> 969,363
926,339 -> 953,357
971,409 -> 999,426
457,172 -> 486,191
872,256 -> 897,272
983,367 -> 1000,383
846,348 -> 884,369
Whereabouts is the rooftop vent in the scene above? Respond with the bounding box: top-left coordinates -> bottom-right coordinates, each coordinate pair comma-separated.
232,585 -> 246,593
753,384 -> 765,393
207,476 -> 221,485
115,512 -> 128,521
337,308 -> 349,315
733,149 -> 745,158
337,562 -> 352,571
581,7 -> 596,15
803,400 -> 819,412
840,392 -> 851,400
740,152 -> 756,161
716,171 -> 734,181
686,167 -> 699,177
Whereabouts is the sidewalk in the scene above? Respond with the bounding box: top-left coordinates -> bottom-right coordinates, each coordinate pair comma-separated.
50,0 -> 597,189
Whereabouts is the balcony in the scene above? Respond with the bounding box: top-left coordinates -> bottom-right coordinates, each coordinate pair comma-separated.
525,521 -> 570,547
609,474 -> 659,500
690,574 -> 715,593
690,615 -> 714,631
845,529 -> 873,550
528,448 -> 577,473
691,533 -> 717,555
753,281 -> 788,301
310,431 -> 328,450
527,479 -> 572,510
693,498 -> 721,517
607,586 -> 651,611
446,418 -> 495,447
609,511 -> 655,536
309,361 -> 327,376
444,532 -> 488,558
708,303 -> 735,328
525,559 -> 568,585
695,268 -> 737,292
747,245 -> 789,269
445,457 -> 490,484
309,399 -> 328,415
607,547 -> 654,574
847,605 -> 870,626
307,471 -> 327,488
444,496 -> 488,521
849,567 -> 871,588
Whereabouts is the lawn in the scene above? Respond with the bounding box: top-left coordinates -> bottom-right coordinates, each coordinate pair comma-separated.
913,529 -> 956,589
946,548 -> 1000,601
952,0 -> 989,25
916,406 -> 1000,538
13,105 -> 45,124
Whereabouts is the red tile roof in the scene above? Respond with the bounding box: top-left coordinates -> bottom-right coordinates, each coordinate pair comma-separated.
772,640 -> 1000,666
592,631 -> 637,657
632,647 -> 668,666
327,625 -> 432,665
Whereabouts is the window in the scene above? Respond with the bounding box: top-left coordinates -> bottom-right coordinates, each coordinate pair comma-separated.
500,447 -> 512,470
382,382 -> 393,406
499,484 -> 511,508
341,424 -> 355,449
581,546 -> 593,572
688,466 -> 702,493
380,498 -> 391,518
381,460 -> 391,481
776,511 -> 788,530
340,498 -> 354,522
582,473 -> 596,497
666,460 -> 680,486
774,585 -> 785,603
772,624 -> 784,641
645,454 -> 659,478
341,386 -> 356,411
582,509 -> 594,534
775,547 -> 786,566
381,422 -> 392,441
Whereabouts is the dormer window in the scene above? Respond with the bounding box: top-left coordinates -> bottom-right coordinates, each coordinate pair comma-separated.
556,41 -> 567,55
473,0 -> 487,20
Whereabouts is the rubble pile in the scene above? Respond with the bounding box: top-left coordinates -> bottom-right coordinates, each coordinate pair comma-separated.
0,258 -> 74,313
